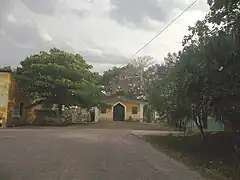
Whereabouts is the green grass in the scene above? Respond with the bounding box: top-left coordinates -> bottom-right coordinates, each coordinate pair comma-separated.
143,133 -> 240,180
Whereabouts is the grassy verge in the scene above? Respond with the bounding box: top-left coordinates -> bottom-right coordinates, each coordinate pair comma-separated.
143,133 -> 240,180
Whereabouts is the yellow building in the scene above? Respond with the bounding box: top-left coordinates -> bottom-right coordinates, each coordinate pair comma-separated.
0,69 -> 11,127
0,68 -> 34,127
96,93 -> 147,122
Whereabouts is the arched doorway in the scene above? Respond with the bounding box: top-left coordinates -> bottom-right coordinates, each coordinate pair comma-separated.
113,103 -> 125,121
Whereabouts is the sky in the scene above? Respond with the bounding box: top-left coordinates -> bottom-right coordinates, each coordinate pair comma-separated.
0,0 -> 209,73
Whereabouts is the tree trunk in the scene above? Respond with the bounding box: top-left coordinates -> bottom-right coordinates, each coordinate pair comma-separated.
192,109 -> 205,140
198,124 -> 205,140
58,104 -> 63,124
194,118 -> 205,140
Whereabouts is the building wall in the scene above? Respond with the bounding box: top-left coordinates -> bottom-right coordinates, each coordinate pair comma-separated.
0,72 -> 33,127
0,72 -> 11,127
185,116 -> 224,133
207,117 -> 224,132
8,79 -> 33,125
26,107 -> 36,123
99,100 -> 143,121
124,100 -> 140,120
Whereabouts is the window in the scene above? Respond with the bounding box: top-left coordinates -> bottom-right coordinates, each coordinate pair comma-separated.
132,107 -> 138,114
101,104 -> 107,114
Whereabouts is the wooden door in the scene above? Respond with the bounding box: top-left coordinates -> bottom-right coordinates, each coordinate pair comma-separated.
113,103 -> 125,121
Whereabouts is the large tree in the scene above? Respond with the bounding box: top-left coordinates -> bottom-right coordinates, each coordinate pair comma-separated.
102,56 -> 153,98
147,0 -> 240,137
15,48 -> 102,110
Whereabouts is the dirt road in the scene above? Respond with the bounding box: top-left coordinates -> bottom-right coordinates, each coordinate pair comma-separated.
0,128 -> 202,180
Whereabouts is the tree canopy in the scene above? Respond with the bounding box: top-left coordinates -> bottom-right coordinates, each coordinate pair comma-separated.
15,48 -> 102,109
146,0 -> 240,136
102,56 -> 154,98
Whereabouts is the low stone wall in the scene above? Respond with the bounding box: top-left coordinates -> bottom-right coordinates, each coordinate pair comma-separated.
32,109 -> 59,125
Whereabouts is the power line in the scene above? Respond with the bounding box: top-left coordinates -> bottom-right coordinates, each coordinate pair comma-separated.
128,0 -> 198,61
115,0 -> 198,95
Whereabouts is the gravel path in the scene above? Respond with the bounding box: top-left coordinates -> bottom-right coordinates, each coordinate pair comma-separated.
0,128 -> 203,180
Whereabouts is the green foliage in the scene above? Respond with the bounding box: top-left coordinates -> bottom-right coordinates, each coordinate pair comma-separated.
147,0 -> 240,134
102,56 -> 153,98
15,48 -> 102,108
144,133 -> 240,180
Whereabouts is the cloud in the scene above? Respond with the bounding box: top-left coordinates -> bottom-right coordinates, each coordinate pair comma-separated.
82,50 -> 128,65
0,0 -> 15,23
20,0 -> 62,15
110,0 -> 167,26
0,0 -> 210,72
0,10 -> 73,67
109,0 -> 209,29
71,9 -> 86,18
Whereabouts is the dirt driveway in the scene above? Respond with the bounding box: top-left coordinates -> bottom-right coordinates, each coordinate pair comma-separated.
71,121 -> 172,131
0,127 -> 202,180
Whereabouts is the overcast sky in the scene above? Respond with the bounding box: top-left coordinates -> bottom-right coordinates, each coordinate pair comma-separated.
0,0 -> 209,73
